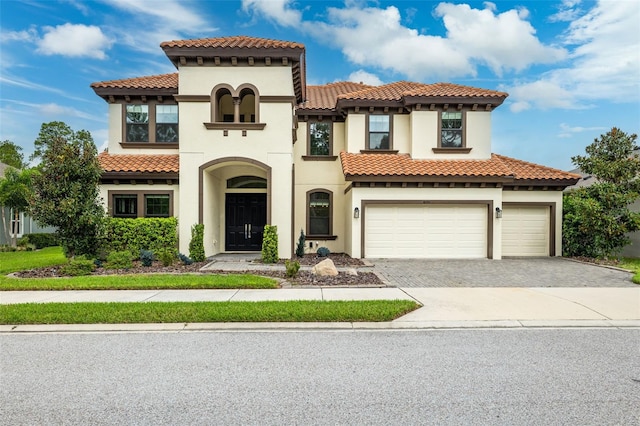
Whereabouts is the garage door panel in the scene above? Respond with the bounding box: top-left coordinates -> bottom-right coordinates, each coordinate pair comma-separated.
502,206 -> 550,257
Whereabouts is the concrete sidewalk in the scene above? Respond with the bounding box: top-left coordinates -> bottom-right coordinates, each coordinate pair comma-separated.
1,287 -> 638,332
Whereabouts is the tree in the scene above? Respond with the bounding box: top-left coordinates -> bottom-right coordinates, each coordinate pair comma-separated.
0,168 -> 36,247
0,140 -> 27,169
30,122 -> 104,258
563,128 -> 640,258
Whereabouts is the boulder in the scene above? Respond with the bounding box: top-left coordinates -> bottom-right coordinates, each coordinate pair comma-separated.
311,258 -> 338,276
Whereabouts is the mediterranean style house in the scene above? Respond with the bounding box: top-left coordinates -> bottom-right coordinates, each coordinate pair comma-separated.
92,36 -> 579,259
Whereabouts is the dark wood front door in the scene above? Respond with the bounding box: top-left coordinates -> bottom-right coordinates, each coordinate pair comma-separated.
225,193 -> 267,251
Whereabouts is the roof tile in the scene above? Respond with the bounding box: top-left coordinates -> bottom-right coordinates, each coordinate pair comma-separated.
91,73 -> 178,90
299,82 -> 373,110
160,36 -> 304,50
98,153 -> 179,174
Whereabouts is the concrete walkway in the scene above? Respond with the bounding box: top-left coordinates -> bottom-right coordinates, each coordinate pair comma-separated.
2,287 -> 638,332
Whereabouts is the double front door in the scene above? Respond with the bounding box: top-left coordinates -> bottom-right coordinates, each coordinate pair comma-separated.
225,193 -> 266,251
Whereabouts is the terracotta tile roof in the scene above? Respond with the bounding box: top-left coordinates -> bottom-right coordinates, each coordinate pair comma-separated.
91,73 -> 178,90
160,36 -> 304,50
299,82 -> 373,110
98,153 -> 179,174
403,82 -> 508,99
337,81 -> 429,101
340,152 -> 580,182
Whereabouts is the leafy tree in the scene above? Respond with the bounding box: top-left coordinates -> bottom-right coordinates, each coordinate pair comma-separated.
0,168 -> 36,246
563,128 -> 640,258
30,122 -> 104,258
0,140 -> 27,169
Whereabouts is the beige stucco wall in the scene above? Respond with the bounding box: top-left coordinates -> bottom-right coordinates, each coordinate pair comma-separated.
345,114 -> 365,153
178,66 -> 295,97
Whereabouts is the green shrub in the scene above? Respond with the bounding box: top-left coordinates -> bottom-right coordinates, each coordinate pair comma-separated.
60,258 -> 95,276
106,250 -> 133,270
140,249 -> 154,267
317,246 -> 330,257
178,253 -> 193,265
285,259 -> 300,278
295,229 -> 305,257
23,233 -> 59,249
157,248 -> 175,267
103,217 -> 178,257
189,223 -> 205,262
261,225 -> 278,264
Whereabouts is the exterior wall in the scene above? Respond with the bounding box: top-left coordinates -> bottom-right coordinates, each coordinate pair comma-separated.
345,114 -> 365,153
346,186 -> 503,259
106,103 -> 178,155
178,66 -> 295,97
501,190 -> 564,257
392,114 -> 411,153
410,111 -> 438,159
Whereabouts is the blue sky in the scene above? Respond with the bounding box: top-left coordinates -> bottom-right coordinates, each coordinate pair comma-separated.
1,0 -> 638,170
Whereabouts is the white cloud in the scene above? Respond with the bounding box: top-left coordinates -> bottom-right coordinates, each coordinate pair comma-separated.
557,122 -> 607,138
0,28 -> 38,43
4,100 -> 101,121
0,74 -> 89,102
506,80 -> 578,112
549,0 -> 583,22
347,70 -> 383,86
36,23 -> 112,59
242,0 -> 302,27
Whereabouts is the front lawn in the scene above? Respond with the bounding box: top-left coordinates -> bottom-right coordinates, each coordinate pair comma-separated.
618,258 -> 640,284
0,300 -> 420,324
0,246 -> 66,275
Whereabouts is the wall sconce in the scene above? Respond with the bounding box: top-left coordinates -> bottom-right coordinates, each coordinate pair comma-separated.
354,207 -> 360,219
495,207 -> 502,218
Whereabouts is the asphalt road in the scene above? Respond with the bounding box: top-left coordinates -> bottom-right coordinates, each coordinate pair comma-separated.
1,329 -> 638,425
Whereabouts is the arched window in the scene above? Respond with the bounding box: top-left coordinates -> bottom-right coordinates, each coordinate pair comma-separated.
210,83 -> 260,124
307,190 -> 332,236
239,87 -> 256,123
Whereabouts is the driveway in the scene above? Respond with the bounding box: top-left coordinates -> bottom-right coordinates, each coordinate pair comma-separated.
370,258 -> 635,288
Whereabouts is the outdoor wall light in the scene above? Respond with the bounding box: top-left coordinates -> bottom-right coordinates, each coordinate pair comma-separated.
354,207 -> 360,219
495,207 -> 502,218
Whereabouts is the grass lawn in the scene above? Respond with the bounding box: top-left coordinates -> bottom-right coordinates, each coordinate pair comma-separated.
0,246 -> 66,275
0,300 -> 420,324
618,258 -> 640,284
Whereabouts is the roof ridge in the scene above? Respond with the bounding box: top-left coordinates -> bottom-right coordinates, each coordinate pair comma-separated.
493,153 -> 582,178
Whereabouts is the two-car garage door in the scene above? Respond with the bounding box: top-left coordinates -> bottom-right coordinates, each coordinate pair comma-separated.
364,204 -> 488,258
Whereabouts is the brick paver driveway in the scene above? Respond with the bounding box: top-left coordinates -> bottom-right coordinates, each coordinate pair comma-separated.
370,258 -> 635,288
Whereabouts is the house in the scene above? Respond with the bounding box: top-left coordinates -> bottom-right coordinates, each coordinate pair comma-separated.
91,36 -> 580,259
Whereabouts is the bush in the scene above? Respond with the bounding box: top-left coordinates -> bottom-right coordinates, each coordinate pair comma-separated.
60,258 -> 95,276
317,246 -> 330,257
189,223 -> 205,262
178,253 -> 193,265
285,259 -> 300,278
106,250 -> 133,270
157,248 -> 175,267
22,233 -> 59,249
295,229 -> 305,257
261,225 -> 278,264
103,217 -> 178,257
140,249 -> 154,267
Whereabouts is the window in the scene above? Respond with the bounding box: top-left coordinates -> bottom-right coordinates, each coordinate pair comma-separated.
307,191 -> 332,236
440,111 -> 463,148
9,209 -> 22,237
125,105 -> 149,142
113,194 -> 138,218
156,105 -> 178,143
368,115 -> 390,150
209,84 -> 261,126
309,122 -> 331,156
227,176 -> 267,189
145,195 -> 170,217
110,191 -> 173,218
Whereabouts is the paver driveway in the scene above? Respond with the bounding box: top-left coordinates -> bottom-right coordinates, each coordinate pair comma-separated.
370,258 -> 635,288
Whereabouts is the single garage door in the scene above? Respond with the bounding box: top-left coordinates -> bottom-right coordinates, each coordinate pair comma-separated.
502,205 -> 550,256
365,204 -> 487,258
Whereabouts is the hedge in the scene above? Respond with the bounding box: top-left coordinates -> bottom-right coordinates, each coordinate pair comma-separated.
103,217 -> 178,257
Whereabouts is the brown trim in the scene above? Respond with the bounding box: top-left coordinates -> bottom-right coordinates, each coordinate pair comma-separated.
121,101 -> 179,144
403,96 -> 506,108
306,188 -> 333,238
365,113 -> 394,150
502,202 -> 556,256
306,120 -> 334,157
173,95 -> 209,102
101,171 -> 179,180
306,235 -> 338,240
107,190 -> 174,218
291,164 -> 295,258
198,157 -> 272,225
432,147 -> 472,154
261,95 -> 296,104
296,110 -> 345,121
119,142 -> 179,149
358,149 -> 399,154
360,200 -> 494,259
301,155 -> 338,161
437,110 -> 466,149
343,184 -> 353,194
203,122 -> 266,130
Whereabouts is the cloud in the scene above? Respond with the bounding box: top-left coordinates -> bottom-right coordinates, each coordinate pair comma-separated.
549,0 -> 583,22
0,27 -> 38,43
36,23 -> 112,59
0,74 -> 89,102
242,0 -> 302,27
347,70 -> 383,86
557,122 -> 607,138
3,100 -> 101,121
506,80 -> 579,112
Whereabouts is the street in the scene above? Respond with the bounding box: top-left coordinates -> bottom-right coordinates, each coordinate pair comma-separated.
1,329 -> 638,425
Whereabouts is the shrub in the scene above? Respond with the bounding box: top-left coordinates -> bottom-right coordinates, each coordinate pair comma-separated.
103,217 -> 178,257
157,248 -> 175,267
178,253 -> 193,265
140,249 -> 154,267
189,223 -> 205,262
261,225 -> 278,264
285,259 -> 300,278
23,233 -> 59,249
317,246 -> 330,257
106,250 -> 133,270
60,258 -> 95,276
295,229 -> 306,257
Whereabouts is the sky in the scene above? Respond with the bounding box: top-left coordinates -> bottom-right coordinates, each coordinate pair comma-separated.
0,0 -> 638,171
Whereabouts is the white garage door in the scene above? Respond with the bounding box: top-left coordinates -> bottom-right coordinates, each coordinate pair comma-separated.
502,205 -> 550,256
365,204 -> 487,258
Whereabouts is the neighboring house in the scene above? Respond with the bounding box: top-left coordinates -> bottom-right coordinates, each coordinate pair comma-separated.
0,162 -> 56,245
91,36 -> 580,259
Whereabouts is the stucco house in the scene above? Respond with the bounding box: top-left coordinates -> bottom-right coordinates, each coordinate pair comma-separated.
92,36 -> 579,259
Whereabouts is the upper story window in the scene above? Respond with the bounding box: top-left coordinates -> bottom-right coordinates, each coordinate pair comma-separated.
440,111 -> 463,148
309,122 -> 331,156
368,115 -> 391,150
124,103 -> 178,145
209,83 -> 261,127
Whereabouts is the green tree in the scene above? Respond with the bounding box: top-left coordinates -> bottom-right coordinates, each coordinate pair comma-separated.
0,140 -> 27,169
30,122 -> 104,258
0,168 -> 36,246
563,128 -> 640,258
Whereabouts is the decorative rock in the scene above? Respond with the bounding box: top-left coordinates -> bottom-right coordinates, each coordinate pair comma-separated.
311,258 -> 338,276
